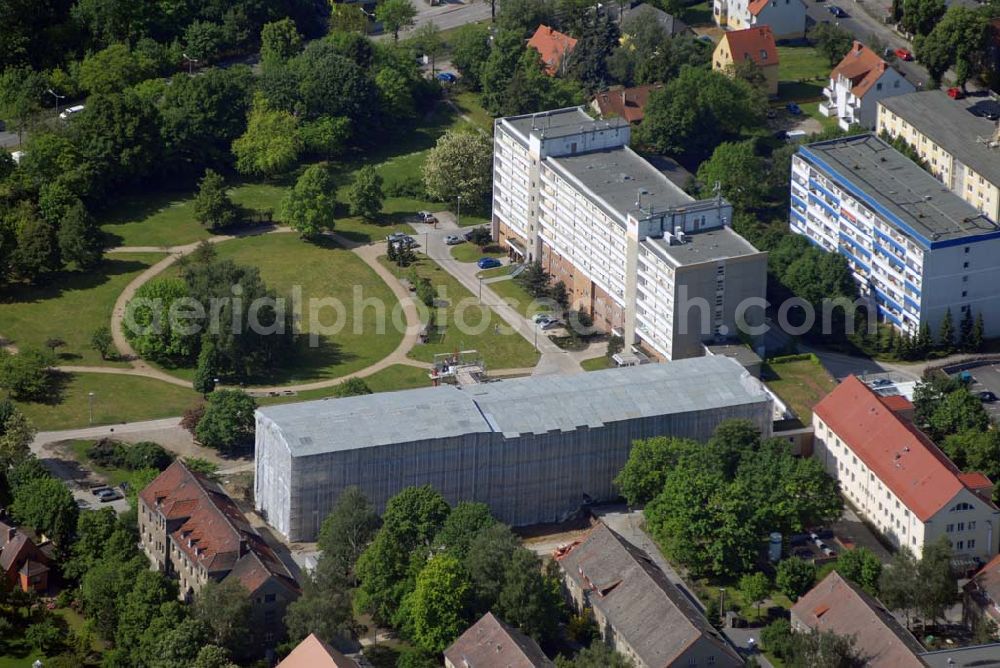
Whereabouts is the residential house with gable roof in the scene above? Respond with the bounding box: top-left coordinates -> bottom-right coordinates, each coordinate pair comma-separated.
819,41 -> 914,130
0,515 -> 52,593
138,460 -> 299,654
527,25 -> 577,76
791,571 -> 927,667
590,84 -> 663,124
812,376 -> 1000,563
444,612 -> 553,668
964,553 -> 1000,634
277,634 -> 360,668
713,26 -> 780,96
713,0 -> 806,40
555,522 -> 743,668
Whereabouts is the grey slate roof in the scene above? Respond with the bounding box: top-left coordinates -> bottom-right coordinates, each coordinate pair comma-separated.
502,106 -> 627,144
801,134 -> 998,244
879,91 -> 1000,187
547,146 -> 694,223
920,643 -> 1000,667
645,225 -> 762,267
257,357 -> 769,457
557,523 -> 743,667
620,2 -> 689,36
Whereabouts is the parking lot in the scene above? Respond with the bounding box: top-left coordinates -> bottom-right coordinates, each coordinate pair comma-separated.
949,362 -> 1000,423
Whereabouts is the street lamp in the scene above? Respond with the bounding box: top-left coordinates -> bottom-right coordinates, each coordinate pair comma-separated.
45,88 -> 65,111
478,275 -> 483,304
182,53 -> 199,75
358,7 -> 375,35
88,392 -> 95,426
456,195 -> 463,227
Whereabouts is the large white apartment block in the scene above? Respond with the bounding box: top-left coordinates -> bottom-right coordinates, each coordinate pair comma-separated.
878,91 -> 1000,222
790,134 -> 1000,337
813,376 -> 1000,563
819,41 -> 914,131
493,107 -> 767,361
713,0 -> 807,39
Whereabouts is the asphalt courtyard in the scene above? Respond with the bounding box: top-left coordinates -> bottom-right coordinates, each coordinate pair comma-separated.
960,362 -> 1000,422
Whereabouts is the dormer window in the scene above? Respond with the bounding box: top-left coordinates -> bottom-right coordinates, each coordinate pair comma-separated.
760,50 -> 767,60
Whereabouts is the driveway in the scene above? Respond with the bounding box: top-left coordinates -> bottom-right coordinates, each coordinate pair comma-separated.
412,214 -> 584,376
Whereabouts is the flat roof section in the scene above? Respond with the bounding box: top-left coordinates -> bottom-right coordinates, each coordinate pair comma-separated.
502,106 -> 626,143
645,225 -> 761,267
800,134 -> 998,246
880,91 -> 1000,186
257,356 -> 770,456
547,146 -> 694,221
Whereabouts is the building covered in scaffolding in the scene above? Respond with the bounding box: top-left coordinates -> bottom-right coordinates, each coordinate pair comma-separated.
254,357 -> 772,541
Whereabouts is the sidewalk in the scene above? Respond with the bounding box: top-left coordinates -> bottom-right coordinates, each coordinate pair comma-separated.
416,215 -> 583,376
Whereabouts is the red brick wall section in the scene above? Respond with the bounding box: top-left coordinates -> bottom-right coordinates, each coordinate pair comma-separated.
539,242 -> 624,333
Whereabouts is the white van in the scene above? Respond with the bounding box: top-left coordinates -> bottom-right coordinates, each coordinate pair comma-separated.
59,104 -> 85,121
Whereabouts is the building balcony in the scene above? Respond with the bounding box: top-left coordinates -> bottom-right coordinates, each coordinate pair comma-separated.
819,101 -> 835,117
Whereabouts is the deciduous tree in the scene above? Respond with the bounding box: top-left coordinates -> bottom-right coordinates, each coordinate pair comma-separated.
434,502 -> 496,559
0,347 -> 54,401
776,557 -> 816,600
12,476 -> 78,546
424,130 -> 493,208
835,546 -> 882,595
377,0 -> 417,42
408,553 -> 473,653
614,435 -> 698,505
261,18 -> 303,67
58,202 -> 103,270
317,486 -> 380,583
697,140 -> 768,212
194,390 -> 257,454
348,164 -> 384,220
281,163 -> 337,238
232,94 -> 302,177
194,578 -> 252,660
739,572 -> 770,618
193,169 -> 238,230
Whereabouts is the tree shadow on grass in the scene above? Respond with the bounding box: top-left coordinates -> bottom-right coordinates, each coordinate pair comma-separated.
0,258 -> 150,306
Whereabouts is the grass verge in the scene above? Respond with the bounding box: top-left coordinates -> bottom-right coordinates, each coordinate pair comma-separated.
451,243 -> 503,263
762,356 -> 837,422
380,257 -> 540,370
16,372 -> 199,431
1,254 -> 163,367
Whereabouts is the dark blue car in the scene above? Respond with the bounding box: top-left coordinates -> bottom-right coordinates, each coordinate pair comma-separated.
436,72 -> 458,83
828,5 -> 847,17
786,103 -> 802,116
477,257 -> 502,269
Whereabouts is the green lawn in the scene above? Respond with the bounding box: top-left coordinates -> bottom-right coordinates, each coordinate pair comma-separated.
209,233 -> 404,385
257,364 -> 432,406
800,101 -> 840,133
778,45 -> 830,82
67,439 -> 131,486
763,356 -> 838,422
684,0 -> 713,25
100,101 -> 482,250
452,91 -> 494,133
451,243 -> 503,263
15,372 -> 200,430
0,253 -> 162,367
581,356 -> 613,371
381,257 -> 540,370
487,277 -> 554,319
477,265 -> 514,280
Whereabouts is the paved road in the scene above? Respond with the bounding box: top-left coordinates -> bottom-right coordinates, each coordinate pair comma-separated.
377,0 -> 491,41
804,0 -> 930,87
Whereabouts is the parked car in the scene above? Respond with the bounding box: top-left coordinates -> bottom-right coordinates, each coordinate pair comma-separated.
59,104 -> 85,120
811,527 -> 834,539
789,533 -> 809,546
92,486 -> 111,496
791,547 -> 813,559
871,378 -> 892,388
697,34 -> 713,43
477,257 -> 502,269
532,313 -> 552,324
540,318 -> 562,330
444,234 -> 463,245
786,103 -> 802,116
418,211 -> 437,224
96,488 -> 121,502
828,5 -> 846,17
387,233 -> 416,248
947,87 -> 965,100
978,390 -> 998,403
894,47 -> 913,61
436,72 -> 458,83
822,547 -> 836,557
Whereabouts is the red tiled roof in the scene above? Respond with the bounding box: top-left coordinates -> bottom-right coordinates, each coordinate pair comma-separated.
748,0 -> 770,15
959,472 -> 993,491
830,41 -> 890,99
277,634 -> 359,668
814,376 -> 996,521
880,395 -> 912,413
140,461 -> 297,590
445,612 -> 553,668
527,25 -> 577,76
968,553 -> 1000,619
792,572 -> 926,667
592,84 -> 663,123
720,26 -> 779,68
0,531 -> 49,576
